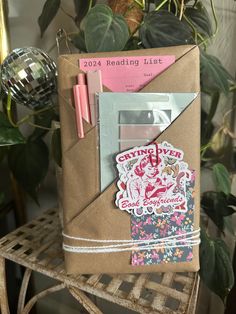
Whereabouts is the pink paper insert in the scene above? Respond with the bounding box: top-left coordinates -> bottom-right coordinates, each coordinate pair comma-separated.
80,55 -> 175,92
120,125 -> 162,140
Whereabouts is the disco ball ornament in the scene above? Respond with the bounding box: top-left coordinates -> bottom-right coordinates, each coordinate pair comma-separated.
1,47 -> 57,109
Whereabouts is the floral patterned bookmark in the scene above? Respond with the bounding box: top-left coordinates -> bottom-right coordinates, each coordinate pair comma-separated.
130,175 -> 195,266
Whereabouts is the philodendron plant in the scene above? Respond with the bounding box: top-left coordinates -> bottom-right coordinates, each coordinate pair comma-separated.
0,0 -> 235,305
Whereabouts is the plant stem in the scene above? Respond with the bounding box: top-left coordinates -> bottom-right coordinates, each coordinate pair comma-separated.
179,0 -> 184,20
174,1 -> 198,43
155,0 -> 169,11
88,0 -> 93,10
201,142 -> 212,158
182,13 -> 198,42
167,0 -> 171,12
6,92 -> 18,128
230,85 -> 236,92
28,122 -> 53,131
60,6 -> 75,21
193,0 -> 200,8
172,0 -> 178,16
210,0 -> 218,38
197,33 -> 208,49
17,105 -> 57,126
142,0 -> 145,9
134,0 -> 143,8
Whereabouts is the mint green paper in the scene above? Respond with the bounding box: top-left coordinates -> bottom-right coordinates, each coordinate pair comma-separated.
98,92 -> 198,191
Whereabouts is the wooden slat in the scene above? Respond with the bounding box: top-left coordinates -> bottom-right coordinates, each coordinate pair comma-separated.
174,274 -> 192,285
128,274 -> 149,301
161,273 -> 174,286
151,294 -> 166,312
145,281 -> 189,303
117,274 -> 137,283
106,277 -> 123,294
86,275 -> 103,286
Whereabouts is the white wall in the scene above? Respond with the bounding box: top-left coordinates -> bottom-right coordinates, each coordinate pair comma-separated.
9,1 -> 75,56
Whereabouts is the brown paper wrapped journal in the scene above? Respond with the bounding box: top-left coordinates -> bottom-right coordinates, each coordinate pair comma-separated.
58,45 -> 200,274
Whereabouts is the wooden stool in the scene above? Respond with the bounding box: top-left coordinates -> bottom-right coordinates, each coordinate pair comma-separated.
0,208 -> 199,314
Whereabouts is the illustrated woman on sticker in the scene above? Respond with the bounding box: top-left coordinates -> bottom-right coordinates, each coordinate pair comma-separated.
127,154 -> 172,201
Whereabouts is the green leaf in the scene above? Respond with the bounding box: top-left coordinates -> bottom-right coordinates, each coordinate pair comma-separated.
200,230 -> 234,302
38,0 -> 61,37
8,139 -> 49,202
123,36 -> 141,51
74,0 -> 96,27
202,92 -> 220,143
0,112 -> 25,146
199,229 -> 216,287
227,194 -> 236,206
213,163 -> 231,195
70,31 -> 87,52
84,4 -> 130,52
200,50 -> 233,95
201,109 -> 214,146
51,128 -> 62,167
153,0 -> 175,12
29,107 -> 58,141
201,192 -> 235,232
140,10 -> 194,48
185,2 -> 213,37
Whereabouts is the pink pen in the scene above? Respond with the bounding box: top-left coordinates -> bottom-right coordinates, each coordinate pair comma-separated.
73,85 -> 84,138
77,73 -> 91,124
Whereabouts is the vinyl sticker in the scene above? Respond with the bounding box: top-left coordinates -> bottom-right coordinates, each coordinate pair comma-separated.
115,142 -> 191,217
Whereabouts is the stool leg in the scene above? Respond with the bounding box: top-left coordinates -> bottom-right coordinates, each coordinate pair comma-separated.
17,269 -> 32,314
69,287 -> 103,314
0,256 -> 10,314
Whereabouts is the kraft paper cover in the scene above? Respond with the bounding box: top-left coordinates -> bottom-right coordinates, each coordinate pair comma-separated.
58,45 -> 200,274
